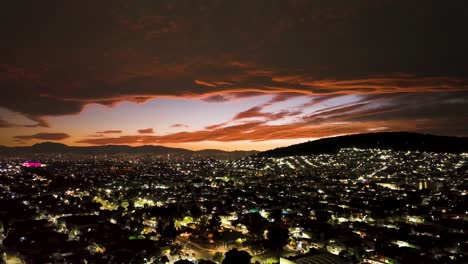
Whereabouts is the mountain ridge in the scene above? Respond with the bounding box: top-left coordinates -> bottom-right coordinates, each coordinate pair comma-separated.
0,142 -> 258,159
259,132 -> 468,157
3,132 -> 468,158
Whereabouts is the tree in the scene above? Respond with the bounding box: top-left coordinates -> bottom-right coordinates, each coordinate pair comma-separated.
159,255 -> 170,263
269,209 -> 283,223
198,260 -> 216,264
174,260 -> 194,264
108,249 -> 134,263
189,205 -> 202,219
240,213 -> 267,238
247,240 -> 265,255
127,201 -> 135,212
161,220 -> 178,242
315,210 -> 331,223
199,215 -> 210,233
170,243 -> 182,257
209,213 -> 222,231
263,224 -> 289,252
339,250 -> 352,262
222,248 -> 251,264
89,201 -> 102,212
212,252 -> 224,263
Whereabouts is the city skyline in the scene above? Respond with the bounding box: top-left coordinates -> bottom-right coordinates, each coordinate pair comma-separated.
1,1 -> 468,150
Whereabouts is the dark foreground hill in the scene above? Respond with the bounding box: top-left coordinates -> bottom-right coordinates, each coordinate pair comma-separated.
260,132 -> 468,157
0,142 -> 257,159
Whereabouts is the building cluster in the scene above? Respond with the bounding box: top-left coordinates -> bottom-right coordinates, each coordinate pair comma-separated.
0,149 -> 466,263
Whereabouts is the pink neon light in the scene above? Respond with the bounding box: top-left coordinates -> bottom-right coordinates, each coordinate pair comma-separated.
22,162 -> 42,167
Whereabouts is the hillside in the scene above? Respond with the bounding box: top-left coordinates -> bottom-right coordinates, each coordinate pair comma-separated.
260,132 -> 468,157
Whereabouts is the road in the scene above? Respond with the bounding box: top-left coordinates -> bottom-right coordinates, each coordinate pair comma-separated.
172,235 -> 299,263
176,236 -> 227,261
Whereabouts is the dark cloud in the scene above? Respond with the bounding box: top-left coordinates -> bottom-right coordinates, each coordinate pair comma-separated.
349,91 -> 468,136
170,124 -> 189,128
14,133 -> 70,141
201,95 -> 230,103
0,1 -> 467,133
137,128 -> 154,134
302,103 -> 369,123
96,130 -> 122,134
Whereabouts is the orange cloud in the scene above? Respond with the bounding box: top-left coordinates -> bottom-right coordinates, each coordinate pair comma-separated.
194,80 -> 218,87
76,117 -> 434,146
233,106 -> 301,121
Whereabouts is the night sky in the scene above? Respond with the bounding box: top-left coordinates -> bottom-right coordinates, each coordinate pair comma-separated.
1,1 -> 468,150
